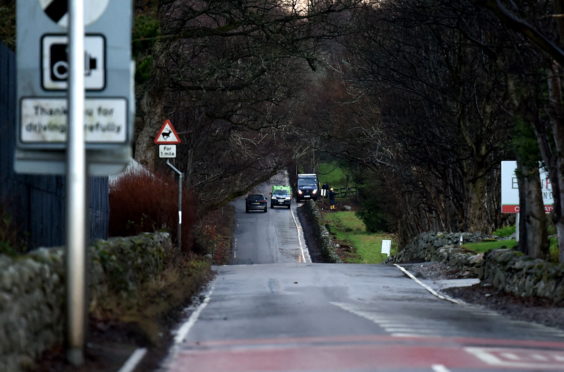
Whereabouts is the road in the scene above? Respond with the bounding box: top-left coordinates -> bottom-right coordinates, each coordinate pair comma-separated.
158,175 -> 564,372
231,172 -> 309,265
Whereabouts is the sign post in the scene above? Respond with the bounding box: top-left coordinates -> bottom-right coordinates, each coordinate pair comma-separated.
17,0 -> 134,366
166,160 -> 184,251
65,1 -> 86,365
155,120 -> 183,251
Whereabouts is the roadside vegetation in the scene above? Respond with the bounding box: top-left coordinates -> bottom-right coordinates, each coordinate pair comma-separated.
81,170 -> 232,356
322,211 -> 397,264
0,204 -> 24,255
318,161 -> 354,189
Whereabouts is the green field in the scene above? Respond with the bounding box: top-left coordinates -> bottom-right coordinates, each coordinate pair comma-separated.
317,162 -> 352,189
322,211 -> 396,264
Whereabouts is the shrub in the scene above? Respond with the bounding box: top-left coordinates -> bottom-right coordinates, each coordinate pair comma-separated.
109,171 -> 197,253
0,203 -> 24,255
493,225 -> 516,238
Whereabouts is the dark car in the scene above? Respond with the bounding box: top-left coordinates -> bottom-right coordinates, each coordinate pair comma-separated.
245,194 -> 268,213
296,176 -> 319,202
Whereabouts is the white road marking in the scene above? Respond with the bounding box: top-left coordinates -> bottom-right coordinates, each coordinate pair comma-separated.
465,347 -> 564,369
394,264 -> 462,304
432,364 -> 451,372
391,333 -> 426,338
173,285 -> 215,344
290,205 -> 311,263
118,348 -> 147,372
385,328 -> 439,333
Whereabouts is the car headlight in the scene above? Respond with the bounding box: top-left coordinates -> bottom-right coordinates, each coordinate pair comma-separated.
298,190 -> 303,194
285,197 -> 291,200
312,189 -> 318,194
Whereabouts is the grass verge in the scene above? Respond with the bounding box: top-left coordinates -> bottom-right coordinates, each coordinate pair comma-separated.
463,240 -> 518,253
464,237 -> 558,262
322,211 -> 396,264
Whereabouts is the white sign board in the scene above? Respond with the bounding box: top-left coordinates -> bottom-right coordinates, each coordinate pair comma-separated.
38,0 -> 110,27
20,98 -> 127,143
16,0 -> 133,175
381,240 -> 391,256
501,161 -> 553,213
42,34 -> 105,90
159,145 -> 177,158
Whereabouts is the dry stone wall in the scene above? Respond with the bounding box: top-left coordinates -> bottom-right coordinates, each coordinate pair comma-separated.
393,232 -> 564,303
0,232 -> 173,371
302,201 -> 342,263
482,249 -> 564,303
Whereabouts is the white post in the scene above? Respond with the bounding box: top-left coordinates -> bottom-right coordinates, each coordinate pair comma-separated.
515,212 -> 520,242
66,0 -> 86,366
381,240 -> 391,256
166,160 -> 184,251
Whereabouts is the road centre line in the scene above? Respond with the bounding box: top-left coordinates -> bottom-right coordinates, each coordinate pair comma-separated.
118,348 -> 147,372
394,264 -> 462,304
174,285 -> 215,344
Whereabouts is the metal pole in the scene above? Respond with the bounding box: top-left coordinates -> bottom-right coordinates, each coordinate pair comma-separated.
66,0 -> 86,366
166,160 -> 184,251
515,212 -> 520,242
178,172 -> 183,250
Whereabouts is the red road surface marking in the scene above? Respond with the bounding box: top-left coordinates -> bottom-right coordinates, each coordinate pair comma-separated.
165,335 -> 564,372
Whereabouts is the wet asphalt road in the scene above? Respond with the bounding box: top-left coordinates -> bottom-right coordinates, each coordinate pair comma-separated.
231,173 -> 309,265
160,175 -> 564,372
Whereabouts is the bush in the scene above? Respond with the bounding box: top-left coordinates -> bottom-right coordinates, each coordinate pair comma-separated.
493,225 -> 516,238
109,171 -> 197,253
0,203 -> 24,255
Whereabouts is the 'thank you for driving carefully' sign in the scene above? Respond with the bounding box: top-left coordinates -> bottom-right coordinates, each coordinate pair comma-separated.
15,0 -> 133,175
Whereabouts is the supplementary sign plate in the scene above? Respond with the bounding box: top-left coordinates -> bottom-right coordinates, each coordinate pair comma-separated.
159,145 -> 176,158
20,97 -> 127,143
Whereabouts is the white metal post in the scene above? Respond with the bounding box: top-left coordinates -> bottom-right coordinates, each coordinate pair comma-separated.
515,212 -> 520,242
166,160 -> 184,251
66,0 -> 86,366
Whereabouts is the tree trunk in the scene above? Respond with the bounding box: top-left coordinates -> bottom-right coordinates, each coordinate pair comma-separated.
517,161 -> 548,258
467,175 -> 490,232
546,64 -> 564,263
550,0 -> 564,262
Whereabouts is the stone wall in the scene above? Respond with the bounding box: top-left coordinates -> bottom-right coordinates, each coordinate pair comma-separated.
0,232 -> 173,371
301,201 -> 342,263
393,232 -> 564,303
392,232 -> 488,263
481,249 -> 564,303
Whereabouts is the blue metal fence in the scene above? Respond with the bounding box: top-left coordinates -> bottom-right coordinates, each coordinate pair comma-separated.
0,42 -> 108,250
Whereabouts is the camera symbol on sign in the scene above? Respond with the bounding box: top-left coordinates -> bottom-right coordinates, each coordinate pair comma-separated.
49,43 -> 98,81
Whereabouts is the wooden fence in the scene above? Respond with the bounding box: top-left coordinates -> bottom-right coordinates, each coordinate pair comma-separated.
0,42 -> 108,250
332,187 -> 358,198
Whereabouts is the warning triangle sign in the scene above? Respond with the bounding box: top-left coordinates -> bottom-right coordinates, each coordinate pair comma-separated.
154,119 -> 182,144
